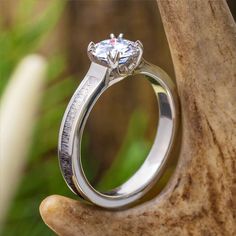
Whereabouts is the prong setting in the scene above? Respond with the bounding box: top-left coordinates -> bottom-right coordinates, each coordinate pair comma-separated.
110,33 -> 115,39
107,51 -> 120,69
87,34 -> 143,76
118,33 -> 123,39
87,41 -> 95,52
135,40 -> 143,49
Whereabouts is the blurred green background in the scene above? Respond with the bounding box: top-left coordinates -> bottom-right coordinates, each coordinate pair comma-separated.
0,0 -> 235,235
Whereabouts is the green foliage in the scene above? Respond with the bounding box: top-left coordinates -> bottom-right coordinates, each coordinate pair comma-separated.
96,111 -> 151,191
0,0 -> 64,95
1,1 -> 66,235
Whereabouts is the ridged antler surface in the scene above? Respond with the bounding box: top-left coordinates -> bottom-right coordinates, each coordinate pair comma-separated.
40,1 -> 236,235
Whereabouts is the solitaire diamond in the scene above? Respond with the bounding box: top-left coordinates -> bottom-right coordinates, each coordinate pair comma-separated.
87,33 -> 143,74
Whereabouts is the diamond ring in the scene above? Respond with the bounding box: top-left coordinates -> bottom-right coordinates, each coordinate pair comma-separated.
58,33 -> 179,209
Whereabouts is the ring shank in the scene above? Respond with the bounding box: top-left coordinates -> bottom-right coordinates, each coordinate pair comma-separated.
58,60 -> 179,208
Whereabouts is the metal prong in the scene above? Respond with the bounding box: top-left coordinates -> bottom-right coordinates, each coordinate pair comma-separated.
107,51 -> 113,66
135,40 -> 143,49
114,51 -> 120,63
118,33 -> 124,39
110,33 -> 115,39
134,40 -> 143,67
107,51 -> 120,69
87,41 -> 95,52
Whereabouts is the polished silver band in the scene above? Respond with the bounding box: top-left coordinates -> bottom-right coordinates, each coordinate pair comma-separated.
58,59 -> 179,209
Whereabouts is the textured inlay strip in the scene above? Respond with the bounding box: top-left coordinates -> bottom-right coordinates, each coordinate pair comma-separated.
59,77 -> 96,193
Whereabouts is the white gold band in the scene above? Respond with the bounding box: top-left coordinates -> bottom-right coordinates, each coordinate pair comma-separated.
58,59 -> 179,209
